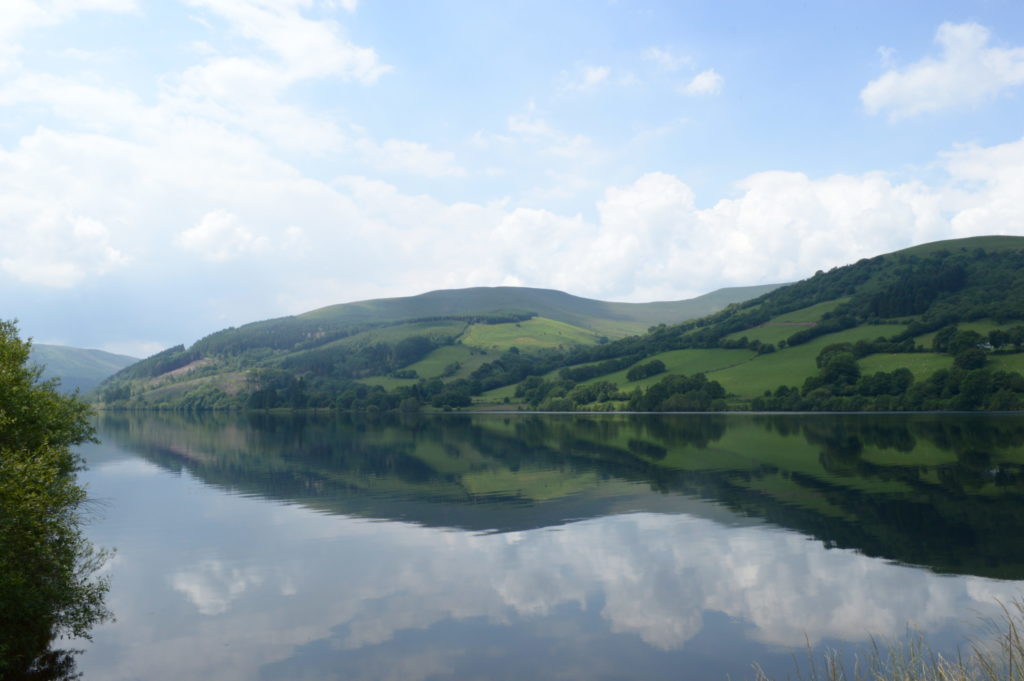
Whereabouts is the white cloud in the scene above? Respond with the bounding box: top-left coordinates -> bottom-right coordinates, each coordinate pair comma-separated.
88,498 -> 1024,681
184,0 -> 389,83
0,208 -> 128,288
0,0 -> 137,67
355,138 -> 466,177
506,104 -> 597,161
564,65 -> 611,92
643,47 -> 692,72
862,22 -> 1024,119
171,559 -> 265,615
681,68 -> 723,96
178,210 -> 270,262
323,0 -> 358,11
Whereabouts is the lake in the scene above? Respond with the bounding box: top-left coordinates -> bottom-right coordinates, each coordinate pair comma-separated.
72,412 -> 1024,680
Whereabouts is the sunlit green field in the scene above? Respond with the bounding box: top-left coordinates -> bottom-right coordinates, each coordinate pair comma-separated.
461,317 -> 601,350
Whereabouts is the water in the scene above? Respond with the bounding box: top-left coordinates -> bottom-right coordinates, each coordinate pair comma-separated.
72,412 -> 1024,680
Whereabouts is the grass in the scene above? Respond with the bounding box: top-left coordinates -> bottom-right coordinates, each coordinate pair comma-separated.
724,299 -> 851,345
991,354 -> 1024,374
915,320 -> 1010,350
460,317 -> 601,350
330,320 -> 469,349
725,324 -> 812,345
860,353 -> 954,379
711,324 -> 907,398
756,600 -> 1024,681
478,324 -> 914,404
773,298 -> 850,323
585,348 -> 757,390
404,344 -> 496,380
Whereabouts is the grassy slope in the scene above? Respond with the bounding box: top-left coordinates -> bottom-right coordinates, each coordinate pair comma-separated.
589,349 -> 757,390
913,319 -> 1010,349
894,234 -> 1024,256
30,343 -> 138,393
859,353 -> 953,378
461,317 -> 602,350
479,322 -> 910,404
723,299 -> 851,346
297,284 -> 783,338
711,325 -> 909,398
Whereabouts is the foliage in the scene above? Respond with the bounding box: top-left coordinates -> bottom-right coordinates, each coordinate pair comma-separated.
0,321 -> 111,678
625,359 -> 666,382
627,373 -> 727,412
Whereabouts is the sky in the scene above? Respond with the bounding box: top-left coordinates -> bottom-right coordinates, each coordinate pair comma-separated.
3,0 -> 1024,357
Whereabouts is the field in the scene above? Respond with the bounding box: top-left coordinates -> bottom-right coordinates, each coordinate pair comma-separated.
582,348 -> 757,390
329,320 -> 469,349
859,353 -> 953,378
709,324 -> 908,398
772,298 -> 849,322
724,324 -> 809,345
460,317 -> 601,350
724,298 -> 851,345
912,318 -> 1023,350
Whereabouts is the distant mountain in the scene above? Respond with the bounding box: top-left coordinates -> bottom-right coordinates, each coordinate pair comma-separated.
30,344 -> 139,394
296,284 -> 784,337
94,283 -> 782,408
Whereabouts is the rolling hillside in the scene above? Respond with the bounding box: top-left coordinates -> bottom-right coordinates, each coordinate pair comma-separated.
94,283 -> 781,408
469,235 -> 1024,412
95,235 -> 1024,412
30,344 -> 138,394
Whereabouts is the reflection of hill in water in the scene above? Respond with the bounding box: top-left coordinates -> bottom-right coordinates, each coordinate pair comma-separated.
97,412 -> 1024,579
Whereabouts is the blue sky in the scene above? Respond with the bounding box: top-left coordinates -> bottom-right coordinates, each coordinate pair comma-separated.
3,0 -> 1024,356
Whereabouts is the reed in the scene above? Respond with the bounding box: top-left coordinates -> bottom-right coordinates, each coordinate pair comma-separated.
754,601 -> 1024,681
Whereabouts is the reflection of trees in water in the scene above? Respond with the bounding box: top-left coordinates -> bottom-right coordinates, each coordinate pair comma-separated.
99,411 -> 1024,578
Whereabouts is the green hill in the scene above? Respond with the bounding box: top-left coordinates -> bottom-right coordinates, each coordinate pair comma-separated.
94,283 -> 780,409
469,235 -> 1024,412
239,284 -> 783,340
29,344 -> 138,394
95,235 -> 1024,412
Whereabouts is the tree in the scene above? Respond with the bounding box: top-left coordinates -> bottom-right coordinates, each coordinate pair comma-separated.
0,321 -> 111,678
954,347 -> 987,370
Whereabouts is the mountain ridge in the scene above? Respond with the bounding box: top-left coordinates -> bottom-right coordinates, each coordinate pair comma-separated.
30,344 -> 138,394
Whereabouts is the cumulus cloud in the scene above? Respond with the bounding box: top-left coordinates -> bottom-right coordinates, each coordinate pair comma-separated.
862,22 -> 1024,119
0,205 -> 128,288
184,0 -> 389,83
681,68 -> 723,96
178,210 -> 270,262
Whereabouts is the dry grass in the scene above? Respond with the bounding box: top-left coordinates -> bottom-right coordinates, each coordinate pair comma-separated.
755,601 -> 1024,681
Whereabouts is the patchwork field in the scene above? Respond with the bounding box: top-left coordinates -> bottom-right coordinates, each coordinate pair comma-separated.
709,324 -> 908,398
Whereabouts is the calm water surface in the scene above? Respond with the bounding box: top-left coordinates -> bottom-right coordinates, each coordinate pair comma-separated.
73,412 -> 1024,680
